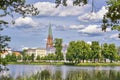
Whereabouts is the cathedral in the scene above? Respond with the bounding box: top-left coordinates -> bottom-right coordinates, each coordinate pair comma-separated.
46,25 -> 55,54
46,24 -> 53,48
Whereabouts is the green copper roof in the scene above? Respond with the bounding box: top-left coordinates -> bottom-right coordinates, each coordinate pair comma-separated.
48,24 -> 53,37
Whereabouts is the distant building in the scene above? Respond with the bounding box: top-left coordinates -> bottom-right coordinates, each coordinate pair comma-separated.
26,48 -> 36,56
0,48 -> 12,58
36,48 -> 46,58
46,24 -> 53,48
25,48 -> 46,59
12,51 -> 22,57
46,24 -> 56,54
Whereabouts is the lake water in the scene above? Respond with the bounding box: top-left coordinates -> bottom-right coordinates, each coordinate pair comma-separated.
2,64 -> 120,79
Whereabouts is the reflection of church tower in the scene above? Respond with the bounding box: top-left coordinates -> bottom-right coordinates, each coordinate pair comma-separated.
46,25 -> 53,48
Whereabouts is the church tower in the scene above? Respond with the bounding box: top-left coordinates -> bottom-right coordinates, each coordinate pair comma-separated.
46,25 -> 53,48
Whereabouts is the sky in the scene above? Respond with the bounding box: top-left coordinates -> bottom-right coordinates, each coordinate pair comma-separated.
1,0 -> 120,50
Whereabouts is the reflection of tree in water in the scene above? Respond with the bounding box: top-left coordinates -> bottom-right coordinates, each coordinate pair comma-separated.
1,69 -> 120,80
66,70 -> 120,80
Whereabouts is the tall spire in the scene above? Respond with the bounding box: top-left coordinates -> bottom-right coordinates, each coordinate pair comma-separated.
46,24 -> 53,48
48,24 -> 53,38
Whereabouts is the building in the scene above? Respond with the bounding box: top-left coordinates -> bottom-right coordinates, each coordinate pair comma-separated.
36,48 -> 46,58
0,48 -> 12,58
46,25 -> 56,54
13,51 -> 22,57
25,48 -> 46,59
46,24 -> 53,48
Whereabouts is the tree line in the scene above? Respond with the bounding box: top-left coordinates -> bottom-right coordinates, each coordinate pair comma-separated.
0,39 -> 120,65
42,39 -> 120,63
66,40 -> 119,63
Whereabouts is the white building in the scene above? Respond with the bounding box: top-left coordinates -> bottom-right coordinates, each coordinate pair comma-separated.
25,48 -> 46,59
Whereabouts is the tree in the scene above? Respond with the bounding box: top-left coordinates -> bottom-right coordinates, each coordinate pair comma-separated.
102,0 -> 120,37
81,41 -> 91,62
55,0 -> 87,8
22,50 -> 27,62
117,46 -> 120,55
91,41 -> 100,62
0,0 -> 39,52
54,38 -> 63,60
101,43 -> 109,62
31,53 -> 35,62
66,41 -> 76,63
108,44 -> 117,63
36,55 -> 41,61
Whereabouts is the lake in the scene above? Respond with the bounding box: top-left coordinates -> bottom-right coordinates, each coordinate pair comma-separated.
1,64 -> 120,80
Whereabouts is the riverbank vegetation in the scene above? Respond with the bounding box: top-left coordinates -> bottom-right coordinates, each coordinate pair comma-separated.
0,40 -> 120,67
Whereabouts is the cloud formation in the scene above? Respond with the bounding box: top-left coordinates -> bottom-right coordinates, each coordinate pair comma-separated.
78,25 -> 102,34
15,17 -> 38,28
78,6 -> 108,22
34,1 -> 90,16
69,25 -> 85,29
110,33 -> 119,40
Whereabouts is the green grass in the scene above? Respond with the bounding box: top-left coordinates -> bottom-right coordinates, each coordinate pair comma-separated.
8,62 -> 64,65
76,62 -> 120,66
8,62 -> 120,66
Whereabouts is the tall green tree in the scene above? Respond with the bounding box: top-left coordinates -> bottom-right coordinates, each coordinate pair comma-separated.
81,41 -> 91,62
54,38 -> 63,60
108,44 -> 117,63
66,41 -> 76,63
101,43 -> 109,62
22,50 -> 27,62
31,53 -> 35,62
91,41 -> 100,62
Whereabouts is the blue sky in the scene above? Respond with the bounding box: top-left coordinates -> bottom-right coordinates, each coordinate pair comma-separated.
2,0 -> 120,50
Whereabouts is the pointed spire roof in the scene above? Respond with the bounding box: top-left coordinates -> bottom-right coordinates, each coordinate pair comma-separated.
48,24 -> 53,38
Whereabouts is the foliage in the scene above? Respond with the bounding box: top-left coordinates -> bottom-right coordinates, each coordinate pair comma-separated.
42,53 -> 56,60
91,41 -> 100,62
66,41 -> 76,62
1,58 -> 8,66
55,0 -> 88,8
31,53 -> 35,62
108,44 -> 117,63
101,43 -> 109,62
54,38 -> 63,60
36,55 -> 41,61
102,0 -> 120,37
5,53 -> 17,62
66,40 -> 117,63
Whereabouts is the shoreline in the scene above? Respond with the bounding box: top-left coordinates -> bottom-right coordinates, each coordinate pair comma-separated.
7,62 -> 120,66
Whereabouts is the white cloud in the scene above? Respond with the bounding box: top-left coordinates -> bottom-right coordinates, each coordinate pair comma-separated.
110,33 -> 119,40
69,25 -> 84,29
34,1 -> 90,16
78,6 -> 108,21
15,17 -> 38,27
78,25 -> 102,34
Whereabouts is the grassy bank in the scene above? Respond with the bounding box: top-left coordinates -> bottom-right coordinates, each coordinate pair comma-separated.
75,62 -> 120,66
8,62 -> 120,66
8,62 -> 64,65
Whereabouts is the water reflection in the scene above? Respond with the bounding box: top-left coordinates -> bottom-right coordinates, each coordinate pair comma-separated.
1,65 -> 120,80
